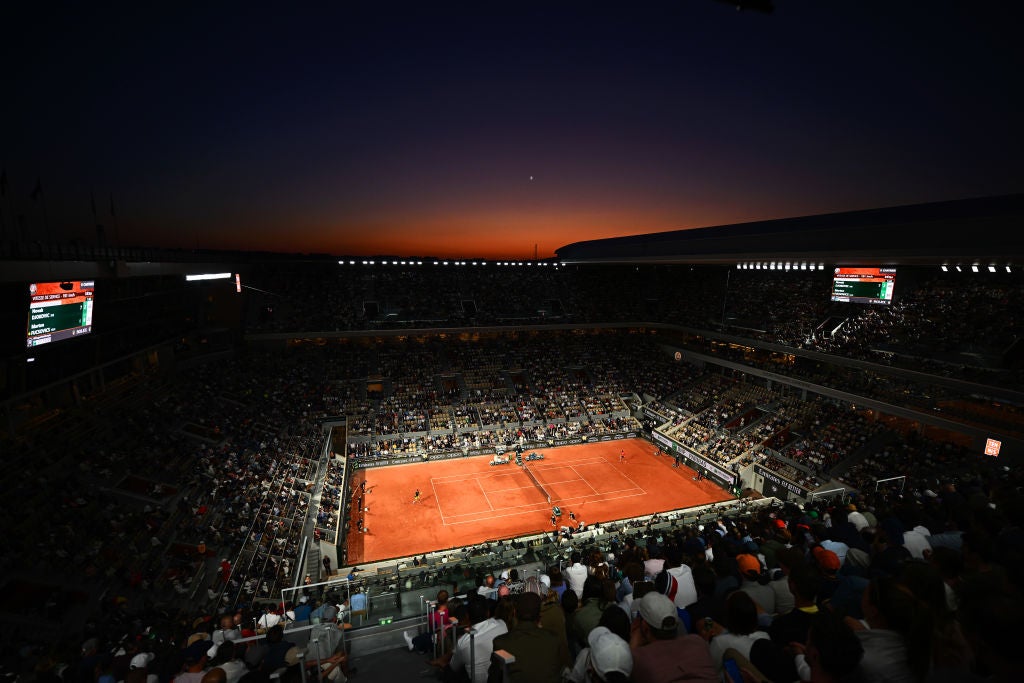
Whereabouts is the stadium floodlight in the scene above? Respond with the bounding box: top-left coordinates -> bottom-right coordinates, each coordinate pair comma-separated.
941,265 -> 948,272
337,260 -> 345,265
988,265 -> 996,273
955,265 -> 962,272
971,265 -> 979,273
1007,266 -> 1012,273
185,272 -> 232,281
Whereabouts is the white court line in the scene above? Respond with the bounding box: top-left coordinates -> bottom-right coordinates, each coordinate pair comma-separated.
431,469 -> 528,484
441,476 -> 647,521
478,478 -> 495,511
441,489 -> 649,525
433,478 -> 547,517
430,478 -> 445,523
430,447 -> 651,526
568,465 -> 600,494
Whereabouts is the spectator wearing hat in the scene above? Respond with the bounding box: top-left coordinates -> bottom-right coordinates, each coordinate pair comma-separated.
813,545 -> 868,618
663,547 -> 698,611
735,553 -> 776,617
293,595 -> 312,623
125,652 -> 158,683
565,626 -> 632,683
629,592 -> 717,683
487,592 -> 566,683
841,547 -> 873,580
653,570 -> 691,632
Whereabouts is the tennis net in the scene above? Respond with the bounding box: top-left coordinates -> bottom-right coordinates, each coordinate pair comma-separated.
521,462 -> 551,504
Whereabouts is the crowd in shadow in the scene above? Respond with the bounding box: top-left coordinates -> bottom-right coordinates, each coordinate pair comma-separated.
1,263 -> 1021,682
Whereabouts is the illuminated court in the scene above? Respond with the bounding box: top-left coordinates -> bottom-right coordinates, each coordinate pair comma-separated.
345,438 -> 732,564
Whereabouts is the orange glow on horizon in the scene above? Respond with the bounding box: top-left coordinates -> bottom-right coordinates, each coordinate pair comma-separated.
126,198 -> 801,259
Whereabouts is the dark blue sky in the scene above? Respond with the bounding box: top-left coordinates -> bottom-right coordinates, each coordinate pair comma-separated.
3,1 -> 1022,258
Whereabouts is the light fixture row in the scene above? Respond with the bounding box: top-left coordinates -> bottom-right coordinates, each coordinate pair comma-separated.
736,262 -> 826,271
941,265 -> 1013,273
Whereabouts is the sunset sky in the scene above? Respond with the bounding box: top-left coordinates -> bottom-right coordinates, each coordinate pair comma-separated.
3,2 -> 1022,259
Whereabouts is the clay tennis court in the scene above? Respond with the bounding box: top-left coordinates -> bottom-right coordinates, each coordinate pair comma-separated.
345,438 -> 732,564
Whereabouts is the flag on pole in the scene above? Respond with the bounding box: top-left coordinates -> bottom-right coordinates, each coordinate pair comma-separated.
30,178 -> 42,201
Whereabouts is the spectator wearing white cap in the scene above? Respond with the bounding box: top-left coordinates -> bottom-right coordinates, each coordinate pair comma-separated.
629,592 -> 717,683
124,652 -> 157,683
565,626 -> 632,683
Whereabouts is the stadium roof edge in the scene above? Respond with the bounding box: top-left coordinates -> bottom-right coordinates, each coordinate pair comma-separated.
554,193 -> 1024,266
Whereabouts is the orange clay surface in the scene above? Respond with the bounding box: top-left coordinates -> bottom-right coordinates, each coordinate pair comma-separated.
345,438 -> 732,564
